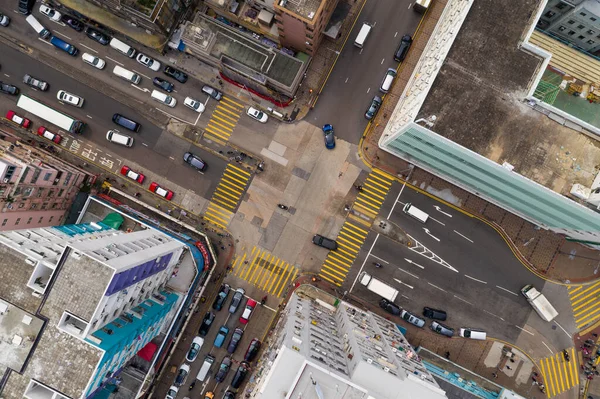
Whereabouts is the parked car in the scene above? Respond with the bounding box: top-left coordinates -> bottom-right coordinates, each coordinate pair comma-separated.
57,90 -> 84,107
215,356 -> 232,382
153,77 -> 174,93
322,124 -> 335,149
240,298 -> 257,324
198,311 -> 215,336
223,392 -> 235,399
400,309 -> 425,328
214,325 -> 229,348
430,321 -> 454,337
0,13 -> 10,27
61,15 -> 83,31
174,363 -> 190,386
423,307 -> 447,321
183,97 -> 205,113
244,338 -> 261,362
82,53 -> 106,69
379,298 -> 401,315
204,393 -> 215,399
227,327 -> 244,354
183,152 -> 207,172
6,110 -> 31,128
0,82 -> 19,95
165,386 -> 178,399
39,4 -> 61,21
246,106 -> 268,123
231,362 -> 250,389
85,27 -> 110,45
37,127 -> 61,144
394,34 -> 413,62
23,74 -> 48,91
312,234 -> 337,250
229,288 -> 246,314
149,182 -> 174,200
136,53 -> 161,71
120,165 -> 145,184
202,85 -> 223,100
212,283 -> 231,311
186,336 -> 204,362
163,66 -> 188,83
365,96 -> 382,120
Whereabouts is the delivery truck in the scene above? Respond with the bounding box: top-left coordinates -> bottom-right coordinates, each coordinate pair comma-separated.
521,284 -> 558,322
359,272 -> 399,301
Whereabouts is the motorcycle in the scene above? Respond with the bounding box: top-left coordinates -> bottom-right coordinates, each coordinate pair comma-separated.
277,204 -> 289,210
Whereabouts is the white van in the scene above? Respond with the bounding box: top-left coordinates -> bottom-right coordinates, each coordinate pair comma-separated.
113,65 -> 141,84
414,0 -> 432,13
459,328 -> 487,340
151,90 -> 177,107
354,23 -> 372,48
109,37 -> 136,58
402,203 -> 429,223
106,130 -> 134,147
380,68 -> 397,93
26,15 -> 50,39
196,355 -> 215,382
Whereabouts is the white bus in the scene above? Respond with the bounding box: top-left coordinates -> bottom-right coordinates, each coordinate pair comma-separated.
16,95 -> 84,134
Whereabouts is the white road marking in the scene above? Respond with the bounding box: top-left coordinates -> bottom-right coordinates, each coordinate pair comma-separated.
423,228 -> 440,242
394,32 -> 398,37
131,85 -> 150,93
397,267 -> 419,279
55,31 -> 72,40
105,153 -> 112,157
429,217 -> 445,226
169,156 -> 175,160
514,325 -> 534,336
542,341 -> 553,355
13,10 -> 19,14
433,205 -> 452,217
464,274 -> 487,284
132,69 -> 151,80
381,58 -> 385,64
483,309 -> 505,321
360,48 -> 363,55
453,295 -> 473,305
496,285 -> 518,296
154,107 -> 196,125
39,38 -> 53,46
79,43 -> 98,53
142,143 -> 148,147
428,282 -> 446,292
373,21 -> 377,27
3,74 -> 9,78
554,321 -> 571,338
366,87 -> 371,93
394,278 -> 413,289
86,115 -> 93,119
454,230 -> 473,243
404,258 -> 425,269
345,77 -> 349,83
106,56 -> 124,66
172,89 -> 178,93
401,294 -> 411,300
370,255 -> 389,264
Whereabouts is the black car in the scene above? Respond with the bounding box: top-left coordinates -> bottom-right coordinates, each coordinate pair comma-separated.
312,234 -> 337,250
183,152 -> 207,172
231,362 -> 250,389
223,392 -> 235,399
394,34 -> 413,62
153,77 -> 174,93
212,283 -> 231,311
379,298 -> 401,315
227,327 -> 244,354
365,96 -> 382,120
86,27 -> 110,45
423,307 -> 447,321
215,356 -> 232,383
62,15 -> 84,31
0,82 -> 19,95
163,66 -> 188,83
244,338 -> 261,362
198,311 -> 215,336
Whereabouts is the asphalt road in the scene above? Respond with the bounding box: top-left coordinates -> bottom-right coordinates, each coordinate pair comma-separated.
308,0 -> 422,144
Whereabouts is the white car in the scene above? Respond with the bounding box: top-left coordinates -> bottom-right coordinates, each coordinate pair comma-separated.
165,385 -> 178,399
39,4 -> 61,22
57,90 -> 84,107
82,53 -> 106,70
136,53 -> 161,71
247,106 -> 268,123
184,97 -> 205,113
185,336 -> 204,362
0,13 -> 10,27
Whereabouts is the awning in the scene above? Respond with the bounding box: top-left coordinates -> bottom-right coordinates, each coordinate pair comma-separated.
137,342 -> 158,361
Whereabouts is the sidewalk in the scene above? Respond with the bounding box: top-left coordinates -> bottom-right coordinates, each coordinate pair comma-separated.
575,323 -> 600,398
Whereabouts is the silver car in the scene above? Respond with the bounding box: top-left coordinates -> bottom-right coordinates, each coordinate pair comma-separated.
400,309 -> 425,328
23,74 -> 48,91
202,85 -> 223,101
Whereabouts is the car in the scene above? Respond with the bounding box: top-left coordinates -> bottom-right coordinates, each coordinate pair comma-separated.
0,82 -> 19,95
120,165 -> 145,184
231,362 -> 250,389
229,287 -> 246,314
186,336 -> 204,362
174,363 -> 190,386
394,34 -> 413,62
379,298 -> 401,315
82,53 -> 106,69
215,356 -> 232,382
153,77 -> 174,92
212,283 -> 231,311
57,90 -> 84,107
246,106 -> 268,123
163,66 -> 188,83
365,96 -> 382,120
240,298 -> 257,324
37,127 -> 61,144
165,385 -> 178,399
400,309 -> 425,328
23,74 -> 48,91
223,392 -> 235,399
214,325 -> 229,348
423,307 -> 447,321
322,124 -> 335,149
39,4 -> 61,21
198,311 -> 215,336
202,85 -> 223,100
136,53 -> 161,71
61,15 -> 83,31
149,182 -> 174,200
244,338 -> 261,362
0,13 -> 11,27
430,321 -> 454,337
6,110 -> 31,128
204,393 -> 215,399
227,327 -> 244,354
184,97 -> 205,113
85,27 -> 110,45
312,234 -> 338,250
183,152 -> 207,172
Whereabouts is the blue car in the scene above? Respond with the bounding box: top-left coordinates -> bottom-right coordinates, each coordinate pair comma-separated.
214,325 -> 229,348
322,124 -> 335,149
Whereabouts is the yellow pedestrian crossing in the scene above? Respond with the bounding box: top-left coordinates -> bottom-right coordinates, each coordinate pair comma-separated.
203,164 -> 251,229
568,282 -> 600,329
203,97 -> 244,145
231,247 -> 299,297
538,347 -> 578,398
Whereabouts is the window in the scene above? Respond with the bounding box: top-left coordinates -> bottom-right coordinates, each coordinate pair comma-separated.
51,203 -> 57,209
27,217 -> 32,225
592,17 -> 597,22
58,189 -> 64,197
580,12 -> 587,16
48,190 -> 54,197
568,30 -> 576,35
7,203 -> 13,209
579,35 -> 585,39
1,219 -> 7,226
14,187 -> 22,196
30,203 -> 37,209
18,203 -> 24,208
63,173 -> 72,186
559,25 -> 566,31
588,40 -> 595,44
568,19 -> 575,24
556,2 -> 567,9
588,30 -> 595,35
23,187 -> 33,197
31,169 -> 41,184
49,216 -> 54,223
43,172 -> 52,181
15,218 -> 20,225
544,11 -> 555,18
38,217 -> 43,223
41,203 -> 48,210
19,167 -> 29,183
577,24 -> 585,29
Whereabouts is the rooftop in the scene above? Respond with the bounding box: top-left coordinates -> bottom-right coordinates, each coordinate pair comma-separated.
0,301 -> 44,372
276,0 -> 323,21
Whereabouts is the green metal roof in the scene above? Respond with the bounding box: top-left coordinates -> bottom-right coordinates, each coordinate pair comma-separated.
380,123 -> 600,234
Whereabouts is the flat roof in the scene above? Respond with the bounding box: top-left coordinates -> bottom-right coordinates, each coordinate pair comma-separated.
277,0 -> 323,20
0,301 -> 44,372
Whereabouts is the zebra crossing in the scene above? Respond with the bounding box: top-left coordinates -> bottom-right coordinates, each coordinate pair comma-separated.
538,347 -> 578,398
203,97 -> 244,145
568,282 -> 600,330
204,164 -> 251,229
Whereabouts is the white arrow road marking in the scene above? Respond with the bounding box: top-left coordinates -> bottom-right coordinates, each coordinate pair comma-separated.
394,278 -> 413,289
131,84 -> 150,93
404,258 -> 425,269
423,228 -> 440,242
433,205 -> 452,217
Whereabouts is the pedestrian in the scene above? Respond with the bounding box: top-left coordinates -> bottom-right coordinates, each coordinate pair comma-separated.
492,373 -> 498,379
593,333 -> 598,338
444,351 -> 450,359
506,365 -> 512,370
509,358 -> 515,363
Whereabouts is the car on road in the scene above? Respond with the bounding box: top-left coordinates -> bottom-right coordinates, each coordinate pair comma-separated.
61,15 -> 83,31
322,124 -> 335,149
231,362 -> 250,389
198,311 -> 215,336
183,152 -> 207,172
23,74 -> 48,91
394,34 -> 413,62
153,77 -> 174,93
430,321 -> 454,337
112,113 -> 140,132
174,363 -> 190,386
212,283 -> 231,311
82,53 -> 106,69
204,393 -> 215,399
365,96 -> 382,120
0,13 -> 10,27
227,327 -> 244,354
400,309 -> 425,328
246,106 -> 268,123
423,307 -> 447,321
6,110 -> 31,128
183,97 -> 205,113
0,82 -> 19,95
312,234 -> 337,250
215,356 -> 232,382
379,298 -> 401,315
163,66 -> 188,83
136,53 -> 161,71
57,90 -> 84,107
240,298 -> 257,324
120,165 -> 145,184
39,4 -> 61,21
223,392 -> 235,399
85,27 -> 110,45
214,326 -> 229,348
244,338 -> 261,362
37,127 -> 61,144
165,386 -> 178,399
229,288 -> 246,314
149,182 -> 174,200
186,336 -> 204,362
202,85 -> 223,101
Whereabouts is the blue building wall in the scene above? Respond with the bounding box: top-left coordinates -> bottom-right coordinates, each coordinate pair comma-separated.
53,222 -> 113,237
